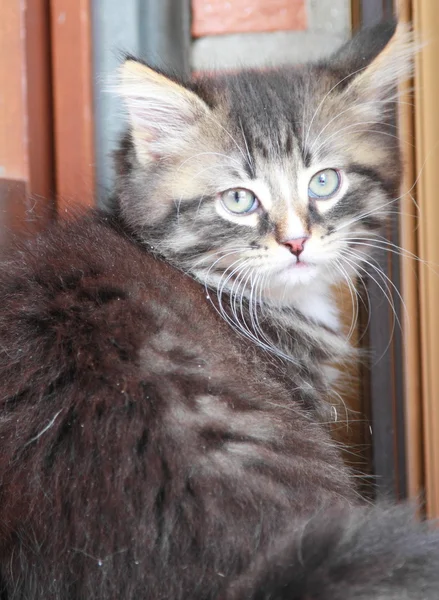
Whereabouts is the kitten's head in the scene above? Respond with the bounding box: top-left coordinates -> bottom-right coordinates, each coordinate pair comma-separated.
115,21 -> 413,305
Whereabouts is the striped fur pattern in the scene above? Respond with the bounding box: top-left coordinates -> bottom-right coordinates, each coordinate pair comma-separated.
0,215 -> 360,599
2,215 -> 439,599
114,21 -> 411,401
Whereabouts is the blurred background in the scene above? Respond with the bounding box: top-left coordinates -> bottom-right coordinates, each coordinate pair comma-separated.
0,0 -> 438,516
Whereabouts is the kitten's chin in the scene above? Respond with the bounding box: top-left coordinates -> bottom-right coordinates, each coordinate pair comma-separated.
263,260 -> 346,306
273,263 -> 320,287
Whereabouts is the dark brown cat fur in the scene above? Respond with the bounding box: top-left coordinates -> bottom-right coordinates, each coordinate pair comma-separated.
0,214 -> 355,598
0,215 -> 438,600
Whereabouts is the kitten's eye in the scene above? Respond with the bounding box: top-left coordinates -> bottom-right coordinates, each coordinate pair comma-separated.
308,169 -> 341,199
221,188 -> 259,214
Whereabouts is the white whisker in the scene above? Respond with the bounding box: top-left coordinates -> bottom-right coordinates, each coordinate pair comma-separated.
340,251 -> 401,364
342,246 -> 409,328
304,63 -> 372,151
335,141 -> 439,235
332,258 -> 359,341
312,122 -> 410,158
309,99 -> 415,155
191,248 -> 249,271
341,233 -> 438,271
203,112 -> 253,173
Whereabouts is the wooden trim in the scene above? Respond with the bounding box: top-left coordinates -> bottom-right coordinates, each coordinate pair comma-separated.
397,0 -> 424,506
0,1 -> 27,180
25,1 -> 55,219
0,0 -> 54,233
351,2 -> 362,31
412,0 -> 439,519
51,0 -> 95,211
0,179 -> 27,243
353,0 -> 427,508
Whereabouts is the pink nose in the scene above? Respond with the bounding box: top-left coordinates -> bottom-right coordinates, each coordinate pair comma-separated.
283,237 -> 308,258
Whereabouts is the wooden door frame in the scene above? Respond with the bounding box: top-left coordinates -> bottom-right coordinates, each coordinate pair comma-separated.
0,0 -> 54,237
351,0 -> 407,500
352,0 -> 439,516
397,0 -> 424,508
411,0 -> 439,519
51,0 -> 95,211
0,0 -> 96,224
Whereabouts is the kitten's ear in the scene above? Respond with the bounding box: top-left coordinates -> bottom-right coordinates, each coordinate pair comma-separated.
118,60 -> 210,163
334,21 -> 416,102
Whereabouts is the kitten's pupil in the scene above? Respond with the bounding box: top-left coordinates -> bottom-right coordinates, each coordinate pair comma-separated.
233,190 -> 251,206
233,191 -> 242,203
318,174 -> 326,186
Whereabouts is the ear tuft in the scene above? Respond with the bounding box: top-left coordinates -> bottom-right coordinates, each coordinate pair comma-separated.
349,22 -> 417,98
335,22 -> 419,104
118,60 -> 209,163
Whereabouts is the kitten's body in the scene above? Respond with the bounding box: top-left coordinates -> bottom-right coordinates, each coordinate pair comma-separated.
1,20 -> 439,600
0,214 -> 437,600
0,214 -> 353,598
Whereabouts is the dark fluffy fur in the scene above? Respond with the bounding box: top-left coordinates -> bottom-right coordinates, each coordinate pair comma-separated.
0,215 -> 353,598
1,215 -> 439,599
228,505 -> 439,600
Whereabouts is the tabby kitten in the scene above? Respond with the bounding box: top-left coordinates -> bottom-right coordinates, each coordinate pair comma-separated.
0,19 -> 438,600
114,21 -> 407,386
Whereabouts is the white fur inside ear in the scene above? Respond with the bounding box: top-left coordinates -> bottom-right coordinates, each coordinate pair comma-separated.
118,61 -> 209,162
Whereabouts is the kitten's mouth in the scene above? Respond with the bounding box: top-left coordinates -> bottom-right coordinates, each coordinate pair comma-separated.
292,259 -> 312,269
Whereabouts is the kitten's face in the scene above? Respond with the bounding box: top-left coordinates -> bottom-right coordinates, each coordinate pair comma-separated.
116,22 -> 411,306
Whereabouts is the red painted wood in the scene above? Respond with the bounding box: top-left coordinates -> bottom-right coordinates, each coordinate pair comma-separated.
51,0 -> 95,211
192,0 -> 307,37
0,0 -> 54,233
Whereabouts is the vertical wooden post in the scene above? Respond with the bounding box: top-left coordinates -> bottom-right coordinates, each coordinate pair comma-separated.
397,0 -> 424,507
51,0 -> 95,212
0,0 -> 54,236
412,0 -> 439,519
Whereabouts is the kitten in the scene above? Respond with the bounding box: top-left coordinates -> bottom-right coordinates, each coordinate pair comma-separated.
0,19 -> 438,600
113,21 -> 406,385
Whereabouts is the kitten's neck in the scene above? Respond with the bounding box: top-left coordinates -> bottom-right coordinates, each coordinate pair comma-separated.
264,279 -> 341,334
260,283 -> 353,412
194,265 -> 352,412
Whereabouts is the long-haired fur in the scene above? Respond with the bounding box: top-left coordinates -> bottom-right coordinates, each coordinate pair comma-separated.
0,20 -> 438,600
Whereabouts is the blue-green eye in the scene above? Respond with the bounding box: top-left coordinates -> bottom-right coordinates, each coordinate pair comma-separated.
221,188 -> 259,214
308,169 -> 341,199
